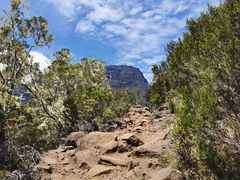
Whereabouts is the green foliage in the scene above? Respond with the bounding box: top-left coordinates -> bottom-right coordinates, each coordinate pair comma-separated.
25,51 -> 111,143
150,0 -> 240,178
0,3 -> 146,178
146,61 -> 169,109
110,88 -> 140,118
26,47 -> 141,145
0,93 -> 18,142
0,0 -> 53,147
171,87 -> 221,173
149,93 -> 163,108
0,91 -> 56,150
0,0 -> 53,95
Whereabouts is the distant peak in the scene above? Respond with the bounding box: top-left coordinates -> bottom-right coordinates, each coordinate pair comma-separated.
106,65 -> 150,92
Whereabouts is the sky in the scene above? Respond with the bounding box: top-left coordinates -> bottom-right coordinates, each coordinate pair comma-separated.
0,0 -> 222,82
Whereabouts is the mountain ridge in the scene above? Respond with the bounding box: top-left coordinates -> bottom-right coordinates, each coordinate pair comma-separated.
106,65 -> 150,94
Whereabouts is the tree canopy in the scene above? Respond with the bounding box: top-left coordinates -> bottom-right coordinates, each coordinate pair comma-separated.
0,0 -> 141,153
147,0 -> 240,178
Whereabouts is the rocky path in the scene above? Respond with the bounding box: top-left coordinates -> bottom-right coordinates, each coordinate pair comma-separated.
37,105 -> 184,180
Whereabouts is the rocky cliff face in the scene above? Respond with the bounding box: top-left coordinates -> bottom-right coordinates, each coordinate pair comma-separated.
106,65 -> 150,93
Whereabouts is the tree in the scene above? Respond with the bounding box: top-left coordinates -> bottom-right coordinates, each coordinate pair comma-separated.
0,0 -> 53,94
0,1 -> 143,178
168,1 -> 240,178
145,61 -> 169,109
0,0 -> 53,144
150,0 -> 240,178
24,50 -> 114,147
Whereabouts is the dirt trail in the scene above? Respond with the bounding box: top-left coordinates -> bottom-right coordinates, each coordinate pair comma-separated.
37,105 -> 184,180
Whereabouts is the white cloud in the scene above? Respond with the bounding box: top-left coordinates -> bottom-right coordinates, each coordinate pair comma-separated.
45,0 -> 221,82
129,6 -> 143,15
76,20 -> 96,33
105,24 -> 128,36
142,55 -> 166,65
144,73 -> 154,83
30,51 -> 51,72
0,51 -> 50,73
142,10 -> 155,18
174,3 -> 189,15
86,4 -> 123,23
47,0 -> 81,21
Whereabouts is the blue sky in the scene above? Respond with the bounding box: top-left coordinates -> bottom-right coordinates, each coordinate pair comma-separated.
0,0 -> 222,82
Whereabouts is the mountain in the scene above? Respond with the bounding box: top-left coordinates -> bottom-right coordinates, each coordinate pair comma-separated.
106,65 -> 150,94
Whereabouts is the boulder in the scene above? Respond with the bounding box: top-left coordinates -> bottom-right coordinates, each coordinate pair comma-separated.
87,165 -> 114,177
131,139 -> 171,158
61,146 -> 75,152
117,133 -> 144,152
149,168 -> 185,180
74,150 -> 99,169
40,156 -> 69,165
32,105 -> 178,180
64,131 -> 85,148
99,156 -> 129,167
98,139 -> 118,154
134,126 -> 143,133
35,165 -> 53,174
118,133 -> 144,147
78,132 -> 118,153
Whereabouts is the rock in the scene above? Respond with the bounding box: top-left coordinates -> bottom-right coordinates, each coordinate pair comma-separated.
64,131 -> 85,148
33,105 -> 178,180
149,168 -> 185,180
132,166 -> 149,179
133,104 -> 142,108
49,174 -> 63,180
98,139 -> 118,154
126,106 -> 153,133
135,119 -> 148,127
117,133 -> 144,152
118,133 -> 144,147
56,152 -> 65,162
74,150 -> 99,169
61,146 -> 75,152
101,121 -> 118,132
87,165 -> 114,177
79,161 -> 91,170
124,117 -> 133,124
72,169 -> 81,174
36,165 -> 53,174
157,128 -> 171,140
41,157 -> 58,165
78,132 -> 118,153
147,161 -> 164,169
65,149 -> 76,157
115,119 -> 126,129
131,139 -> 171,158
117,141 -> 129,152
135,159 -> 163,170
152,110 -> 163,119
99,156 -> 129,167
134,126 -> 143,133
40,156 -> 69,165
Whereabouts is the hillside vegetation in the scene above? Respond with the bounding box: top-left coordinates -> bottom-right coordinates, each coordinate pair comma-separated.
1,0 -> 240,179
0,0 -> 142,174
147,0 -> 240,178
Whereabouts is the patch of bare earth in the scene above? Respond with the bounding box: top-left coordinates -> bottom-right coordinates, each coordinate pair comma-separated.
37,105 -> 185,180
